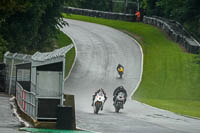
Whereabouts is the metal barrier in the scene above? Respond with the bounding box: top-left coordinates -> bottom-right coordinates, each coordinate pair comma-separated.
4,52 -> 31,94
143,16 -> 200,54
65,7 -> 136,22
16,81 -> 61,120
16,82 -> 37,119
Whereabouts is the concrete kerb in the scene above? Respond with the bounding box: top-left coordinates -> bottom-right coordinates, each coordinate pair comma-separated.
76,126 -> 100,133
9,96 -> 31,128
133,96 -> 200,121
129,38 -> 144,100
12,96 -> 57,129
118,31 -> 144,100
113,28 -> 143,100
62,23 -> 78,82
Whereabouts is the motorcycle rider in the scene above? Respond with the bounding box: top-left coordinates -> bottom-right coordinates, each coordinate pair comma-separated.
92,88 -> 107,110
117,64 -> 124,78
113,86 -> 127,106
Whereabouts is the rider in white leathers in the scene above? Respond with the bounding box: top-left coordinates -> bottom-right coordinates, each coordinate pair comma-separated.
92,88 -> 107,110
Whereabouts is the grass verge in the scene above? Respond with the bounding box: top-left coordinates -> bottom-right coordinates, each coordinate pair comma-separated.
56,30 -> 75,78
63,13 -> 200,118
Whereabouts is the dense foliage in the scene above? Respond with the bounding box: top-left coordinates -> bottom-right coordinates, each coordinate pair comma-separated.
65,0 -> 137,13
65,0 -> 110,11
0,0 -> 67,58
140,0 -> 200,40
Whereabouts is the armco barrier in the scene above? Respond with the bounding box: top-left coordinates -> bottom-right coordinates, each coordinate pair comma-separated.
64,7 -> 136,22
143,16 -> 200,54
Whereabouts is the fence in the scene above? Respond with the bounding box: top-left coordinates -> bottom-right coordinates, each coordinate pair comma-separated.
64,7 -> 136,22
4,52 -> 32,94
143,16 -> 200,54
16,82 -> 36,119
16,81 -> 60,120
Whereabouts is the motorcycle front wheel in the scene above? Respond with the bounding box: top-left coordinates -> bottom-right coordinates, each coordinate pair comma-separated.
94,103 -> 101,114
114,105 -> 120,113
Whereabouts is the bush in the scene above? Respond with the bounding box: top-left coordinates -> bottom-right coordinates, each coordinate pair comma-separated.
0,36 -> 7,62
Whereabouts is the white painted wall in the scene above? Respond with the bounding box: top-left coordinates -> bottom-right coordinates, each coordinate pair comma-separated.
37,71 -> 61,97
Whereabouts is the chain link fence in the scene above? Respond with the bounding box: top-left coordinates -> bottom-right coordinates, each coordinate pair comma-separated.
3,52 -> 31,95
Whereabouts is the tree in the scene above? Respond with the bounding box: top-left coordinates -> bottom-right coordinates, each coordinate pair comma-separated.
65,0 -> 110,11
0,36 -> 7,61
140,0 -> 200,40
0,0 -> 67,54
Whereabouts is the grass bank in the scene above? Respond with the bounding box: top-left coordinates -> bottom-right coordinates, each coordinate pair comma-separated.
63,14 -> 200,118
56,30 -> 75,78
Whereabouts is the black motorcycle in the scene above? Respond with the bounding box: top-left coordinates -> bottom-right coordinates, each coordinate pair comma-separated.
113,91 -> 126,113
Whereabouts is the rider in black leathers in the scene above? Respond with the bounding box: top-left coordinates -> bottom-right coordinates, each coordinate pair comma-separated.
113,86 -> 127,104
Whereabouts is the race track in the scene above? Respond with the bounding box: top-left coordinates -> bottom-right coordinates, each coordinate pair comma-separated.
61,19 -> 200,133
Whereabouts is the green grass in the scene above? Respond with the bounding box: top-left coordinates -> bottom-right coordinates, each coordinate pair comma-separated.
56,30 -> 75,78
56,30 -> 72,48
63,13 -> 200,118
138,99 -> 200,118
65,47 -> 75,77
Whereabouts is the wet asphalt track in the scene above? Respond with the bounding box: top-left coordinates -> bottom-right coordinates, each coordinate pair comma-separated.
0,95 -> 26,133
61,19 -> 200,133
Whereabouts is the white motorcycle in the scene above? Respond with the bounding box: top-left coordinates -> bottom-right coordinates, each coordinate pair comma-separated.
113,92 -> 126,113
93,91 -> 105,114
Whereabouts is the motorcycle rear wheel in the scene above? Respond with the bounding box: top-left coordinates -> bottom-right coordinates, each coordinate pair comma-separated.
118,72 -> 123,78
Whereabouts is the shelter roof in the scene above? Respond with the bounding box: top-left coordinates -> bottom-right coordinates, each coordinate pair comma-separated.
31,44 -> 74,67
32,44 -> 73,61
4,52 -> 32,62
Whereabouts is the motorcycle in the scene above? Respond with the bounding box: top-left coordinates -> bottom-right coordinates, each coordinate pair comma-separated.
93,91 -> 105,114
113,92 -> 126,113
117,66 -> 124,78
118,70 -> 123,78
